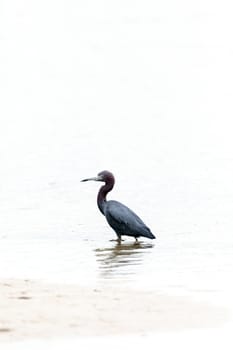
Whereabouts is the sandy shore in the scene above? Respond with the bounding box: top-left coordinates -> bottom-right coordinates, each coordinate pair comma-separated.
0,279 -> 227,342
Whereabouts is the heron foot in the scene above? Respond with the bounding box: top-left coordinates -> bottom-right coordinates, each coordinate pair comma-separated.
109,238 -> 124,243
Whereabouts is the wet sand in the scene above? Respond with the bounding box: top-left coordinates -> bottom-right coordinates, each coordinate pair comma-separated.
0,279 -> 227,342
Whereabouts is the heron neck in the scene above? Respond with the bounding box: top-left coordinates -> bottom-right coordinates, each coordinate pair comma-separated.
97,182 -> 113,215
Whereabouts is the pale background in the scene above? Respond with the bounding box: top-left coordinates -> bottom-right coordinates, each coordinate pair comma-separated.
1,0 -> 233,349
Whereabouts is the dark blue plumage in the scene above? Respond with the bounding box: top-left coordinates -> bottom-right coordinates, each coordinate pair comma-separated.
105,200 -> 155,240
81,170 -> 156,242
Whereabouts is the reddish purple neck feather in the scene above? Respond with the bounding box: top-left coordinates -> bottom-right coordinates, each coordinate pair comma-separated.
97,173 -> 115,214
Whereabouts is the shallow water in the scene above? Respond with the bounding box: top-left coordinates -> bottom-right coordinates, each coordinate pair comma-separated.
1,114 -> 233,306
0,125 -> 233,324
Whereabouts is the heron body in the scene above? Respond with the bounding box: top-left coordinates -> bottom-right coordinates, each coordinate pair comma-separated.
81,170 -> 156,242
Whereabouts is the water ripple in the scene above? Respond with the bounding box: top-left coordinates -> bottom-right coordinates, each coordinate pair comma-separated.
94,241 -> 154,279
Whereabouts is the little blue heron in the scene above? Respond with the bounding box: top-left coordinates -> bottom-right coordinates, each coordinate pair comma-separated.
81,170 -> 156,242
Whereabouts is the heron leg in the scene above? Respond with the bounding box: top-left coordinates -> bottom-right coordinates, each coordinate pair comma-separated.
110,234 -> 123,243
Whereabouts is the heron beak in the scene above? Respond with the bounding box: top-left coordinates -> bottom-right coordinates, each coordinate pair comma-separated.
81,176 -> 102,182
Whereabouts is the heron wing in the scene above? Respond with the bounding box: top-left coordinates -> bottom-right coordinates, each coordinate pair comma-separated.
105,200 -> 147,235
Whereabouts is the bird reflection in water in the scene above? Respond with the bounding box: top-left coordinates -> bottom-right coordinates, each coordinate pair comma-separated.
94,241 -> 154,279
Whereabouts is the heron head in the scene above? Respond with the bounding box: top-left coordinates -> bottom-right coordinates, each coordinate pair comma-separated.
81,170 -> 115,184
